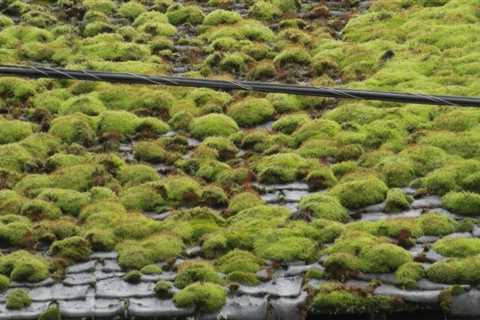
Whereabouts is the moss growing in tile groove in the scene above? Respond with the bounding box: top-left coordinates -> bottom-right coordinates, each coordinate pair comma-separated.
384,188 -> 412,213
173,282 -> 227,313
175,261 -> 223,289
6,288 -> 32,310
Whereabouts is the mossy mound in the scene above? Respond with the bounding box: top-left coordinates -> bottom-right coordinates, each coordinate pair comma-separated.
0,250 -> 49,282
227,98 -> 275,127
173,282 -> 227,313
190,114 -> 239,139
330,176 -> 388,210
6,288 -> 32,310
255,153 -> 310,184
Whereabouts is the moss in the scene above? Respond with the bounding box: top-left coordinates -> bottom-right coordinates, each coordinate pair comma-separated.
124,270 -> 142,283
433,237 -> 480,258
385,188 -> 412,213
48,114 -> 95,146
33,218 -> 80,244
298,193 -> 349,222
0,119 -> 33,145
292,119 -> 340,146
20,133 -> 61,160
272,113 -> 309,134
60,94 -> 106,116
0,250 -> 49,282
196,159 -> 231,182
255,153 -> 310,184
399,145 -> 449,177
51,164 -> 103,191
305,267 -> 325,281
118,164 -> 160,187
97,111 -> 139,136
120,184 -> 166,212
0,274 -> 9,292
21,199 -> 62,221
163,175 -> 203,205
202,137 -> 238,160
137,117 -> 171,135
141,264 -> 163,275
202,9 -> 241,26
395,262 -> 425,289
0,189 -> 26,215
37,189 -> 90,216
38,305 -> 61,320
375,156 -> 415,187
360,243 -> 412,273
216,249 -> 263,274
173,282 -> 227,313
417,212 -> 457,236
427,255 -> 480,285
255,234 -> 317,262
0,143 -> 37,172
305,167 -> 337,190
0,217 -> 32,247
226,271 -> 259,286
330,176 -> 388,210
154,280 -> 174,299
422,160 -> 480,195
219,53 -> 249,73
83,0 -> 116,14
6,288 -> 31,310
442,191 -> 480,216
190,114 -> 239,139
175,261 -> 223,289
201,185 -> 228,208
310,282 -> 396,315
48,236 -> 91,262
227,98 -> 275,127
462,172 -> 480,193
116,234 -> 183,269
228,192 -> 264,215
274,47 -> 312,68
166,4 -> 204,25
118,1 -> 146,20
249,1 -> 282,21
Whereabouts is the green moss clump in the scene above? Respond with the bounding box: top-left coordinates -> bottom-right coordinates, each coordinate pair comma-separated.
51,164 -> 102,191
175,261 -> 223,289
227,98 -> 275,127
48,236 -> 91,262
201,137 -> 238,160
37,188 -> 90,216
154,280 -> 173,299
166,4 -> 204,25
0,274 -> 9,292
118,164 -> 160,187
360,243 -> 413,273
0,119 -> 33,145
0,250 -> 49,282
227,192 -> 264,215
173,282 -> 227,313
215,249 -> 263,274
395,262 -> 425,289
0,189 -> 26,215
274,47 -> 312,68
201,185 -> 228,208
433,237 -> 480,258
442,191 -> 480,216
305,167 -> 337,190
298,193 -> 349,222
330,176 -> 388,210
399,145 -> 449,177
21,199 -> 62,220
116,234 -> 183,270
97,111 -> 139,136
385,188 -> 412,213
136,117 -> 170,136
48,114 -> 95,146
124,270 -> 142,283
422,160 -> 480,195
292,119 -> 340,146
163,175 -> 203,205
120,184 -> 166,212
255,234 -> 317,262
310,282 -> 396,315
118,1 -> 146,20
203,9 -> 241,25
60,94 -> 106,116
141,264 -> 163,275
0,215 -> 32,247
375,156 -> 415,188
249,1 -> 282,21
6,288 -> 31,310
255,153 -> 310,184
426,255 -> 480,285
190,114 -> 239,139
272,113 -> 309,134
38,305 -> 61,320
417,212 -> 457,236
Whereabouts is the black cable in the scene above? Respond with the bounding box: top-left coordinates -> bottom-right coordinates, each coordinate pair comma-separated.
0,64 -> 479,107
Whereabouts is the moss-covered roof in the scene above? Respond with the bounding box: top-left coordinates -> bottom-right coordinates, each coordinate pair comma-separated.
0,0 -> 480,318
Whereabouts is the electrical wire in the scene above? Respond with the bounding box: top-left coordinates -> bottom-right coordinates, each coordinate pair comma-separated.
0,64 -> 479,107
